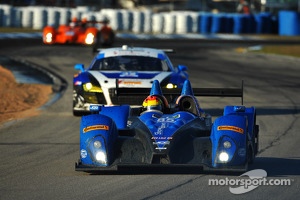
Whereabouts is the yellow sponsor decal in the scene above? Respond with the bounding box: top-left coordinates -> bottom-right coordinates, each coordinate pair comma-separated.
83,125 -> 109,133
217,125 -> 244,134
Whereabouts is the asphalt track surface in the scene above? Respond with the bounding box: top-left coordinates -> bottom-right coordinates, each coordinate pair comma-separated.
0,36 -> 300,200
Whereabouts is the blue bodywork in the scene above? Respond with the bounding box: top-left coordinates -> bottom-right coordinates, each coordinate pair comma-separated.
76,80 -> 259,173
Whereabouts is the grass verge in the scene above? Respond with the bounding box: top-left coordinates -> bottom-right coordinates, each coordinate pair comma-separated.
255,45 -> 300,58
0,27 -> 42,33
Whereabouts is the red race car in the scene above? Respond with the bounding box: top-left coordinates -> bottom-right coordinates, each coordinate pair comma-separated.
43,17 -> 115,48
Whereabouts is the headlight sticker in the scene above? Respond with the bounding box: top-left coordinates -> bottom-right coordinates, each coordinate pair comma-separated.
83,125 -> 109,133
74,80 -> 82,85
217,125 -> 244,134
80,149 -> 87,158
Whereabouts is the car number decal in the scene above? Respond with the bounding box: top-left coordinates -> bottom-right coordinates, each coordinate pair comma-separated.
119,71 -> 138,77
66,31 -> 75,36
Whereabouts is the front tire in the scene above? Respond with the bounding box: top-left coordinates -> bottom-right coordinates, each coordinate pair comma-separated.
248,145 -> 254,165
73,89 -> 85,116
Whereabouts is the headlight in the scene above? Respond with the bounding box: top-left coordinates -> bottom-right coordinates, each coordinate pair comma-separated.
95,151 -> 107,164
85,33 -> 95,45
93,140 -> 102,148
215,137 -> 236,164
83,83 -> 102,92
85,82 -> 93,90
45,33 -> 53,43
223,141 -> 232,149
166,83 -> 177,89
219,152 -> 229,162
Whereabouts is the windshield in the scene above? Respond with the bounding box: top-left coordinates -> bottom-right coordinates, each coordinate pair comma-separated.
90,56 -> 170,71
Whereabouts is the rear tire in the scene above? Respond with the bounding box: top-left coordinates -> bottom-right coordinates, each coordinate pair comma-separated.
93,32 -> 102,52
94,31 -> 114,49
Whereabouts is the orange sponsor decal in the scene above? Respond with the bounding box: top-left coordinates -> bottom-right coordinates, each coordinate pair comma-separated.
217,125 -> 244,134
83,125 -> 109,133
123,81 -> 141,85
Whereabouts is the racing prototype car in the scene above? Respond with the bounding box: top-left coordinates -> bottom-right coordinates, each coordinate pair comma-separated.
43,17 -> 114,47
73,45 -> 189,116
75,79 -> 259,173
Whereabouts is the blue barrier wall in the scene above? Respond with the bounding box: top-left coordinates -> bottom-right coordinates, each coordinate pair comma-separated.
255,12 -> 272,34
200,13 -> 212,34
211,14 -> 233,33
278,11 -> 300,36
201,13 -> 276,35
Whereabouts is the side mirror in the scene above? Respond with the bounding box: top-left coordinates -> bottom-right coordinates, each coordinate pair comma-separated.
74,64 -> 85,72
177,65 -> 187,72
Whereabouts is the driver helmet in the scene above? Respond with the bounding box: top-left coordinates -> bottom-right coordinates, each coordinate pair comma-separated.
70,17 -> 77,28
142,96 -> 163,113
81,17 -> 87,23
72,17 -> 77,22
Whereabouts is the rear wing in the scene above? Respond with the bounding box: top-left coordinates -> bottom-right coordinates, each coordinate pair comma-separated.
95,45 -> 175,54
160,49 -> 175,53
115,81 -> 244,105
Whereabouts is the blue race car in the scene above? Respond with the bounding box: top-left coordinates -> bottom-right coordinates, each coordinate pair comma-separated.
75,80 -> 259,173
73,45 -> 188,116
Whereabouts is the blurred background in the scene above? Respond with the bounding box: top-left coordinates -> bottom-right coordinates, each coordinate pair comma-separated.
1,0 -> 299,14
0,0 -> 299,35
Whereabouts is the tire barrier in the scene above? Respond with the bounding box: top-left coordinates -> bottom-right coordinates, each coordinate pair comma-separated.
0,4 -> 298,36
255,12 -> 273,34
211,14 -> 232,34
200,13 -> 212,34
233,14 -> 256,34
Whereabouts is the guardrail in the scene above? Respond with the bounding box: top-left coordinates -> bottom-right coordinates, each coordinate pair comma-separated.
0,4 -> 299,36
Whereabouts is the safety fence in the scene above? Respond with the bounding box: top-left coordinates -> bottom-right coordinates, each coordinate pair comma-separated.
0,4 -> 299,36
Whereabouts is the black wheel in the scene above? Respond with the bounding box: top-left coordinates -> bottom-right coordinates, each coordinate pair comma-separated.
93,32 -> 102,52
73,110 -> 83,116
73,89 -> 85,116
247,145 -> 254,165
106,31 -> 115,46
254,124 -> 259,155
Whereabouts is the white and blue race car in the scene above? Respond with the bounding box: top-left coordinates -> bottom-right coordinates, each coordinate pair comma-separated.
73,45 -> 188,116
